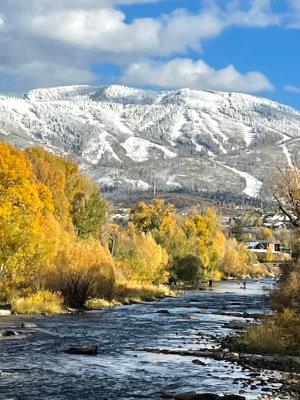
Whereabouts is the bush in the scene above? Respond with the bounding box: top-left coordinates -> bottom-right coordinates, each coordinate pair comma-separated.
11,291 -> 62,314
173,254 -> 203,282
239,309 -> 300,356
45,234 -> 115,308
239,317 -> 285,354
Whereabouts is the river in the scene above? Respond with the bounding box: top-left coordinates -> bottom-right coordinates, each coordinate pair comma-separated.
0,279 -> 287,400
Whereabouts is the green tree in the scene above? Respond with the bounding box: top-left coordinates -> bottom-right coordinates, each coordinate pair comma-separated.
173,255 -> 203,282
230,217 -> 245,241
72,190 -> 107,239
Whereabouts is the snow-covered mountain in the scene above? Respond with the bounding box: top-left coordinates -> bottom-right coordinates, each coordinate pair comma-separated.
1,84 -> 300,198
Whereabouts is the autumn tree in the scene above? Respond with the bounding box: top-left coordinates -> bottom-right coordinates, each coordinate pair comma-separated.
221,238 -> 256,278
272,165 -> 300,228
44,233 -> 115,307
131,201 -> 227,281
0,142 -> 59,294
259,227 -> 273,240
113,223 -> 168,284
26,147 -> 73,227
132,199 -> 175,233
26,147 -> 107,237
185,209 -> 226,275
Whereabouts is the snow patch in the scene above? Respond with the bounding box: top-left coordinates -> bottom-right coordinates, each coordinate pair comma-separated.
281,144 -> 292,167
122,137 -> 176,163
216,161 -> 263,197
166,175 -> 182,188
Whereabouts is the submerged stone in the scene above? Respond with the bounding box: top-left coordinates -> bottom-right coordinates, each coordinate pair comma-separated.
64,346 -> 98,355
175,391 -> 197,400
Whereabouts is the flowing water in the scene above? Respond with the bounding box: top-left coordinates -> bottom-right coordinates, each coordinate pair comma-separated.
0,279 -> 284,400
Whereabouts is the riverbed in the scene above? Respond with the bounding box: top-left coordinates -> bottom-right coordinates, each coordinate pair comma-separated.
0,279 -> 288,400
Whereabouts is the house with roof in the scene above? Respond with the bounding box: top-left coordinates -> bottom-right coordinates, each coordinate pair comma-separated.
246,240 -> 291,261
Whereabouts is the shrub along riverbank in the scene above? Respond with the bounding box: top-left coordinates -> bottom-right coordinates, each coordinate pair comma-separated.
0,141 -> 267,314
238,260 -> 300,356
235,164 -> 300,357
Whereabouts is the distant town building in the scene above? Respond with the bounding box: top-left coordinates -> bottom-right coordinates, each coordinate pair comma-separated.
246,240 -> 291,260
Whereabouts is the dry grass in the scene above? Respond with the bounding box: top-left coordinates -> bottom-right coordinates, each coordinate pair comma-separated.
114,280 -> 171,303
85,281 -> 172,308
239,309 -> 300,355
11,291 -> 63,314
85,298 -> 121,309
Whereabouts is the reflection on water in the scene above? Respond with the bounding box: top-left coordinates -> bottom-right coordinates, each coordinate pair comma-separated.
0,279 -> 280,399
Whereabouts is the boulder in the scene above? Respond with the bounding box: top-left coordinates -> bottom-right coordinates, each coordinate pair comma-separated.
157,310 -> 171,314
21,322 -> 37,329
0,310 -> 11,316
192,359 -> 206,366
191,394 -> 220,400
183,316 -> 198,320
223,396 -> 246,400
223,320 -> 246,330
64,346 -> 98,355
175,391 -> 197,400
66,307 -> 83,314
161,392 -> 175,398
224,352 -> 240,361
0,330 -> 18,337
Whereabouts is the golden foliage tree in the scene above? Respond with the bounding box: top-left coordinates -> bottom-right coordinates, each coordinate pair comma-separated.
45,233 -> 115,307
185,209 -> 226,274
113,223 -> 168,284
221,238 -> 257,278
0,142 -> 59,293
26,147 -> 107,237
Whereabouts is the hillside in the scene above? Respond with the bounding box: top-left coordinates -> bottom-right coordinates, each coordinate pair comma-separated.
1,84 -> 299,198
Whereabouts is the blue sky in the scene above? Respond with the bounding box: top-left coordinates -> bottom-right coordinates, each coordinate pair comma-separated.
0,0 -> 299,109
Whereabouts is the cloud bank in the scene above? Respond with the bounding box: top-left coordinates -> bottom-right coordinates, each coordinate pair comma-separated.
121,59 -> 274,93
0,0 -> 297,92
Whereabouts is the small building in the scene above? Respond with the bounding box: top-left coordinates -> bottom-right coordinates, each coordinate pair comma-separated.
246,240 -> 291,260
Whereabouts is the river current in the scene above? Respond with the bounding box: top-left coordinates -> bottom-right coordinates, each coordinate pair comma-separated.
0,279 -> 282,400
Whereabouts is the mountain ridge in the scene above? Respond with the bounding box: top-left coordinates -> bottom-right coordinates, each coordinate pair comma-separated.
1,84 -> 299,199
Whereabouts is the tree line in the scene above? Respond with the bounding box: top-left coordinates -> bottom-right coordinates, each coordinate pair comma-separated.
0,142 -> 263,311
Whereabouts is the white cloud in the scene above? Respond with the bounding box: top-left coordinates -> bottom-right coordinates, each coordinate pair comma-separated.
121,58 -> 274,93
0,0 -> 296,91
0,0 -> 284,57
28,8 -> 162,53
224,0 -> 282,27
0,62 -> 98,92
285,85 -> 300,93
286,0 -> 300,27
0,15 -> 4,30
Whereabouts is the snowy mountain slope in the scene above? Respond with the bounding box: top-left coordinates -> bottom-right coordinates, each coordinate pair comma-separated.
0,84 -> 299,198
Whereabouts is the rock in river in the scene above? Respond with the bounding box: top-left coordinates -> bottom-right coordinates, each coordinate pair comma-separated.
223,320 -> 246,330
161,391 -> 175,398
175,391 -> 197,400
0,330 -> 18,337
191,394 -> 220,399
64,346 -> 98,355
21,322 -> 37,329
